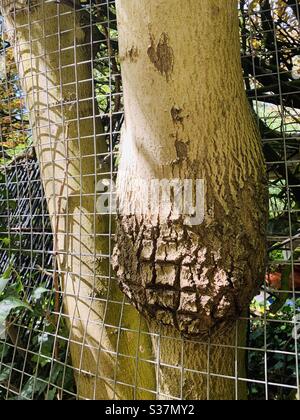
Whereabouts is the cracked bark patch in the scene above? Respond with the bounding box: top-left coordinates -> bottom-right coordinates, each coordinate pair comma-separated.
112,215 -> 266,338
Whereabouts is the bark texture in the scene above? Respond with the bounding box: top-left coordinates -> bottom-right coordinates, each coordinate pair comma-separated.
113,0 -> 268,337
1,0 -> 155,400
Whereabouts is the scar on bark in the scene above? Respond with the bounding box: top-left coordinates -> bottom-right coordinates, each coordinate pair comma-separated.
175,139 -> 188,160
125,46 -> 139,63
171,106 -> 184,126
147,32 -> 174,81
211,5 -> 221,16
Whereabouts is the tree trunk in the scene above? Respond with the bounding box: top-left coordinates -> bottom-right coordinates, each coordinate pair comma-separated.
113,0 -> 268,399
1,0 -> 155,400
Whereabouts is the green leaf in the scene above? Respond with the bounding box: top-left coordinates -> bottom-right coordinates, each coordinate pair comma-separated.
0,297 -> 32,326
8,200 -> 17,210
19,376 -> 48,400
0,265 -> 13,294
47,388 -> 57,400
32,287 -> 48,301
0,322 -> 5,339
0,342 -> 9,358
31,353 -> 52,368
0,279 -> 9,295
274,361 -> 285,370
0,365 -> 13,383
0,237 -> 10,247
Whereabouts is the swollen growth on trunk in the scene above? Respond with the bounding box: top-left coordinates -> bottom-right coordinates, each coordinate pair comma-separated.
113,0 -> 268,337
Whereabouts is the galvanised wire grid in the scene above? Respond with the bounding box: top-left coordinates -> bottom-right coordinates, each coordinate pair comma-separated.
0,0 -> 298,401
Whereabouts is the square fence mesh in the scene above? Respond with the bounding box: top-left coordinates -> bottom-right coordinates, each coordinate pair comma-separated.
0,0 -> 299,400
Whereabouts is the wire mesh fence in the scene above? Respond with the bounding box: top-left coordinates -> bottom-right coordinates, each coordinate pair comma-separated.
0,0 -> 299,401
